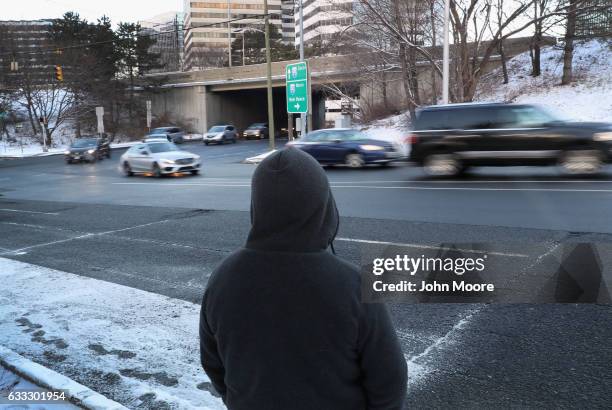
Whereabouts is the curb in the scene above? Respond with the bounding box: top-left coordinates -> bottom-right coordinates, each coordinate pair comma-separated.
0,345 -> 127,410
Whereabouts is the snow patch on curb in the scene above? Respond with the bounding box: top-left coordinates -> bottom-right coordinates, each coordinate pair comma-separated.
244,149 -> 277,164
0,345 -> 126,410
0,257 -> 224,409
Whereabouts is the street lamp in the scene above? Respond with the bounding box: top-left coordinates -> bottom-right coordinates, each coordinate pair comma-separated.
442,0 -> 450,104
232,27 -> 265,66
263,0 -> 275,150
227,0 -> 232,67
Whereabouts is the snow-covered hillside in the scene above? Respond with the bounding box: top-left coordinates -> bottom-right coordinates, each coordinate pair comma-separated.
475,39 -> 612,122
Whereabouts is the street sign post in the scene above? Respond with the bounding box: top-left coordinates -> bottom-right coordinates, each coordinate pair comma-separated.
286,62 -> 308,114
146,100 -> 152,131
95,106 -> 104,135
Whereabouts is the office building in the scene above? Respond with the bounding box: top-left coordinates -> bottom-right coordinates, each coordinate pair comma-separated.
183,0 -> 284,70
139,12 -> 185,73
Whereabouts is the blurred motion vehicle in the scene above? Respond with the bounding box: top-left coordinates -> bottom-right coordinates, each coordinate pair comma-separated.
119,141 -> 201,177
147,127 -> 184,144
243,123 -> 269,139
287,128 -> 402,168
65,137 -> 110,163
204,125 -> 238,145
143,134 -> 173,143
409,103 -> 612,176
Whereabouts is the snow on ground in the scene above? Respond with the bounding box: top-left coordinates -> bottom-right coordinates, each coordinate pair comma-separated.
359,113 -> 411,157
0,257 -> 224,410
0,140 -> 139,158
475,39 -> 612,122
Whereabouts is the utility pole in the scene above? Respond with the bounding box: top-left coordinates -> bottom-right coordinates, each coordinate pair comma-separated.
227,0 -> 232,67
299,0 -> 306,135
263,0 -> 275,150
442,0 -> 450,104
242,31 -> 246,66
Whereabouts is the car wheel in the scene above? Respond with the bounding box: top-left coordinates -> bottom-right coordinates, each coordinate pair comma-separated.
204,141 -> 209,146
191,170 -> 199,175
423,153 -> 462,177
559,149 -> 603,175
232,137 -> 237,144
152,163 -> 162,178
123,162 -> 133,177
89,156 -> 97,163
66,159 -> 72,164
106,151 -> 111,159
345,153 -> 365,168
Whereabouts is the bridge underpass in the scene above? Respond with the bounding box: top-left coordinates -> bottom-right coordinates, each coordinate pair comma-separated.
205,86 -> 326,136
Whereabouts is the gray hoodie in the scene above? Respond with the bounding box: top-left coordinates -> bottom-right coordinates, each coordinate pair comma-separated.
200,147 -> 407,410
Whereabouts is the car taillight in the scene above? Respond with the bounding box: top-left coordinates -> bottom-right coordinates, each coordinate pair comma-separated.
405,133 -> 418,145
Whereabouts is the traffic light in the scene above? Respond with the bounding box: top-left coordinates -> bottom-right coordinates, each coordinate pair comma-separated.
54,65 -> 63,82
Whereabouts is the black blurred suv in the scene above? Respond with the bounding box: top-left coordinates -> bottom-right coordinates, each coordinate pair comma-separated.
65,137 -> 110,163
409,103 -> 612,176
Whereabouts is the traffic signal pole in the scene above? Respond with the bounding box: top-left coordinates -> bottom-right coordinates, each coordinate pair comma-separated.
299,0 -> 306,136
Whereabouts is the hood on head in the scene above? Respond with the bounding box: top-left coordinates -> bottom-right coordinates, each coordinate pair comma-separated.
246,147 -> 339,252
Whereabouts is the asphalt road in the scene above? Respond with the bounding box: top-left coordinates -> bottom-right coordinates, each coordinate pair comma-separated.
1,139 -> 611,408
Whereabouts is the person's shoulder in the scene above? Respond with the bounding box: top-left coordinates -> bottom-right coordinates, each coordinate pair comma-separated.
206,248 -> 247,287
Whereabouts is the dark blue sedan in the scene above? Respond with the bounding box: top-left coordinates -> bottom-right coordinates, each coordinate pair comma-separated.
287,129 -> 402,167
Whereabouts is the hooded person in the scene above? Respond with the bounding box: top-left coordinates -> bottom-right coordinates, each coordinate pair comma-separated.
199,147 -> 407,410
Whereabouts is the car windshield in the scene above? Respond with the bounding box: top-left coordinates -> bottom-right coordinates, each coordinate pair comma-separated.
334,130 -> 368,140
150,128 -> 169,134
71,139 -> 96,148
147,142 -> 178,153
247,123 -> 265,129
209,126 -> 226,132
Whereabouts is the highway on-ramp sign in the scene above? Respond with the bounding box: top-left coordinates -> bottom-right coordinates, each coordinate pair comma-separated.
286,61 -> 308,114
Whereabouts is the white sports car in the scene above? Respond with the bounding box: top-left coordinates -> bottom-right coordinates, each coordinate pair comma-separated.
119,141 -> 201,177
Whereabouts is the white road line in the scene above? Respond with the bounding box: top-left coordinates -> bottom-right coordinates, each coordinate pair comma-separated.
1,219 -> 175,256
111,182 -> 612,192
330,185 -> 612,192
0,208 -> 60,215
335,237 -> 528,257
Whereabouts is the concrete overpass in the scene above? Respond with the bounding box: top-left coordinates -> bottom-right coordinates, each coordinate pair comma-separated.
140,37 -> 542,135
141,54 -> 359,135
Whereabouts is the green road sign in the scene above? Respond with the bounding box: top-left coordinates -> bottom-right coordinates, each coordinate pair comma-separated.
286,61 -> 308,114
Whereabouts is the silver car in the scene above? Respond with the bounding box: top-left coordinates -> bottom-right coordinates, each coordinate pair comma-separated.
119,141 -> 201,177
149,126 -> 184,144
204,125 -> 237,145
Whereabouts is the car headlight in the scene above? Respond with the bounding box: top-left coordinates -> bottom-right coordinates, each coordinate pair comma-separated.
160,159 -> 175,164
87,149 -> 95,154
64,150 -> 70,155
594,132 -> 612,141
359,144 -> 385,151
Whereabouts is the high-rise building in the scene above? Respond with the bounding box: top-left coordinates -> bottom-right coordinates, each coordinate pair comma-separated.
0,19 -> 56,86
281,0 -> 295,44
183,0 -> 284,70
139,12 -> 185,73
295,0 -> 354,47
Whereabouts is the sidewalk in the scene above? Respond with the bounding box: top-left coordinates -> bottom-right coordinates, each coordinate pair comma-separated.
0,257 -> 223,409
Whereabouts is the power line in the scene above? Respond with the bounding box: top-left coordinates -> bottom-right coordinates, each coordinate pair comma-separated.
0,13 -> 275,58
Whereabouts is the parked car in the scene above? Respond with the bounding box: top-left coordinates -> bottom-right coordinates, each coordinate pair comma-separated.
287,128 -> 402,168
243,123 -> 269,139
409,103 -> 612,176
148,127 -> 184,144
119,141 -> 201,177
65,137 -> 110,163
204,125 -> 238,145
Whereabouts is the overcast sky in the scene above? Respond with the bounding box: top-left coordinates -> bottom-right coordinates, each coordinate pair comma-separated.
3,0 -> 184,25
